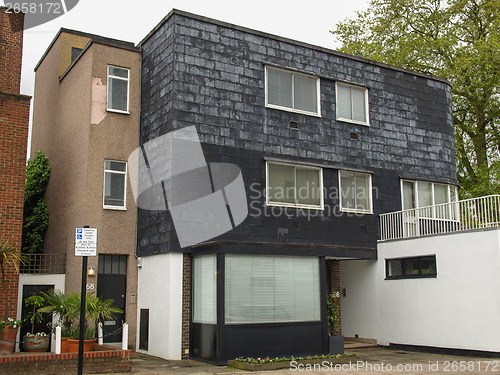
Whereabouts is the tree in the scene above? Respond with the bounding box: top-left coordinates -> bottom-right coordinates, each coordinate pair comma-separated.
331,0 -> 500,198
22,151 -> 51,253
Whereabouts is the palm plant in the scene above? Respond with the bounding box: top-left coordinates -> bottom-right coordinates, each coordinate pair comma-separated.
0,237 -> 26,321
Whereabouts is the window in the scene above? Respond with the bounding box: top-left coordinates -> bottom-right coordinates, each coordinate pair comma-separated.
401,180 -> 458,218
103,160 -> 127,209
265,66 -> 320,116
107,65 -> 130,113
193,255 -> 217,324
71,47 -> 82,63
336,82 -> 369,125
98,254 -> 127,274
225,255 -> 321,324
339,170 -> 373,213
386,255 -> 437,279
266,162 -> 323,209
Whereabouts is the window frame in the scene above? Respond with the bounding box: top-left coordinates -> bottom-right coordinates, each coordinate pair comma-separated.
385,255 -> 437,280
335,82 -> 370,126
339,170 -> 373,214
107,65 -> 130,114
400,179 -> 458,210
266,161 -> 324,210
265,66 -> 321,117
103,160 -> 127,210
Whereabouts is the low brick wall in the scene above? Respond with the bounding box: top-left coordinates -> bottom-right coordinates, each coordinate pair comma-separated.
0,345 -> 131,374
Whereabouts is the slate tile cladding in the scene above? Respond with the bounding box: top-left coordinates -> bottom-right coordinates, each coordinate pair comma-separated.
137,10 -> 457,256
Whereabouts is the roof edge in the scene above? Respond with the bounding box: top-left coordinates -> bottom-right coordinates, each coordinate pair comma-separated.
139,9 -> 450,85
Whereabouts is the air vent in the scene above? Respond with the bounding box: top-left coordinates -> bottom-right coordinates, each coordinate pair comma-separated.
290,121 -> 299,129
350,132 -> 358,140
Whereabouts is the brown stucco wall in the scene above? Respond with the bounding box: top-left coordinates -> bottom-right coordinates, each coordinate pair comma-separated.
31,31 -> 140,347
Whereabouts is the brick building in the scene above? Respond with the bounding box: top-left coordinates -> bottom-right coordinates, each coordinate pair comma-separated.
0,7 -> 30,319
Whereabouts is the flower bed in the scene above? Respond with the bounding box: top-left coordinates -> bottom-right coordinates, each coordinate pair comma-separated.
228,353 -> 356,371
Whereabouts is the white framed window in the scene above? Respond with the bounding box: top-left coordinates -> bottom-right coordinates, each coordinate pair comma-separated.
265,66 -> 321,116
225,255 -> 321,324
339,170 -> 373,214
336,82 -> 369,125
103,160 -> 127,209
401,180 -> 458,218
193,255 -> 217,324
266,162 -> 323,209
107,65 -> 130,113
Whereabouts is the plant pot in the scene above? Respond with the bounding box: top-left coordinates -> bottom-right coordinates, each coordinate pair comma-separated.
61,337 -> 69,353
23,335 -> 49,352
67,338 -> 96,353
329,334 -> 344,355
0,326 -> 18,355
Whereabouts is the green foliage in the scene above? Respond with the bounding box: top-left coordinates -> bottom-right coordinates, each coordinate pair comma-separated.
24,294 -> 47,334
0,237 -> 27,320
233,353 -> 356,364
326,291 -> 341,335
22,151 -> 51,253
331,0 -> 500,198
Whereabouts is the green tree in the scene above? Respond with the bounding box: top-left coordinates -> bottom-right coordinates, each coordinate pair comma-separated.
22,151 -> 51,253
331,0 -> 500,198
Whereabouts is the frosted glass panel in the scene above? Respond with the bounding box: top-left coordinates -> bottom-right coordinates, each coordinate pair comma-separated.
402,181 -> 415,210
355,174 -> 370,211
267,68 -> 293,108
337,84 -> 352,119
294,74 -> 317,113
225,255 -> 320,324
418,181 -> 433,207
434,184 -> 448,205
352,87 -> 366,122
296,168 -> 320,206
340,172 -> 355,210
268,164 -> 295,204
193,255 -> 217,324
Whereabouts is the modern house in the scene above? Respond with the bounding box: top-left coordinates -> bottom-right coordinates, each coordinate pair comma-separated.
0,7 -> 30,321
30,28 -> 141,346
134,10 -> 457,364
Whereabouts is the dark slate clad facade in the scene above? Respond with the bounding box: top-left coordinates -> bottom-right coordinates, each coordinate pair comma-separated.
138,10 -> 456,257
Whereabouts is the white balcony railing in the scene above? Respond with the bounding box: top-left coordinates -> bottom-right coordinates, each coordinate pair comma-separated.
379,195 -> 500,241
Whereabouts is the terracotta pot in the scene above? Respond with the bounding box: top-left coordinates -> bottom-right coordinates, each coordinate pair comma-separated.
23,335 -> 49,352
66,338 -> 96,353
61,337 -> 69,353
0,326 -> 18,355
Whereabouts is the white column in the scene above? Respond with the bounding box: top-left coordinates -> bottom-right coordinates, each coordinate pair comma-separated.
55,326 -> 61,354
122,323 -> 128,350
98,322 -> 103,345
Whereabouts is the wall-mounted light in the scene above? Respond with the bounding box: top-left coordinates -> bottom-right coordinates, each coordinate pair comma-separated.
88,267 -> 96,276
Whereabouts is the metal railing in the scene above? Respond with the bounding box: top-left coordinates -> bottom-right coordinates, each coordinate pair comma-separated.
379,195 -> 500,241
20,253 -> 66,274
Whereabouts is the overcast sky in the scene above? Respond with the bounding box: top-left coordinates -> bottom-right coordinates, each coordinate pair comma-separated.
8,0 -> 370,97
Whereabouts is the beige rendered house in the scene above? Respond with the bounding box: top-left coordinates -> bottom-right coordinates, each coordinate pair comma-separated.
30,29 -> 141,347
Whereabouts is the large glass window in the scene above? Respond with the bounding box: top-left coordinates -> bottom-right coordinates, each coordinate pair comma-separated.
107,65 -> 130,113
193,255 -> 217,324
103,160 -> 127,209
386,255 -> 437,279
225,255 -> 321,324
267,162 -> 323,209
266,66 -> 320,116
401,180 -> 458,218
339,170 -> 373,213
336,82 -> 369,125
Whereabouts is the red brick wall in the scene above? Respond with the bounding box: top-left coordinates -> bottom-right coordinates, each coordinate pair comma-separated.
0,9 -> 29,320
181,253 -> 191,359
326,260 -> 341,335
0,8 -> 24,94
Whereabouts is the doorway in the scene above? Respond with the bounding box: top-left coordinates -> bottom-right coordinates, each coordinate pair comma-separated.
97,254 -> 127,343
20,284 -> 54,351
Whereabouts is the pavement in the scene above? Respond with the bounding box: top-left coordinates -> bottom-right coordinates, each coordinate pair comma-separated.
106,346 -> 500,375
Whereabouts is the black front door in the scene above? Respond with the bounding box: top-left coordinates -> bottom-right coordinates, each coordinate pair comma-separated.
20,284 -> 54,351
97,255 -> 127,343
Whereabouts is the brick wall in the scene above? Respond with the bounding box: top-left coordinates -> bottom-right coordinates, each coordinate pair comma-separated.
0,8 -> 29,320
326,260 -> 341,335
0,8 -> 24,93
181,253 -> 191,359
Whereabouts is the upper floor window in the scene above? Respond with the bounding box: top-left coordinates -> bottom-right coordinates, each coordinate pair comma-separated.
339,170 -> 373,214
336,82 -> 369,125
266,162 -> 323,209
402,180 -> 458,210
107,66 -> 130,113
71,47 -> 82,63
265,66 -> 320,116
103,160 -> 127,209
386,255 -> 437,280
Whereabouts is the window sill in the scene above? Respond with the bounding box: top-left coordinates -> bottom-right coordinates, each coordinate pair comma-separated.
103,206 -> 127,211
266,104 -> 321,118
336,117 -> 370,126
106,108 -> 130,115
267,202 -> 324,210
340,208 -> 373,215
385,275 -> 437,280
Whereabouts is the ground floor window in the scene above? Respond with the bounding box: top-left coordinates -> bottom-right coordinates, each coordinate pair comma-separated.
386,255 -> 437,280
193,255 -> 217,324
225,255 -> 320,324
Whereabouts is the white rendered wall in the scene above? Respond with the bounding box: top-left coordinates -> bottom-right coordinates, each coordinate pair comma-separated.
341,228 -> 500,352
17,273 -> 66,352
136,252 -> 183,359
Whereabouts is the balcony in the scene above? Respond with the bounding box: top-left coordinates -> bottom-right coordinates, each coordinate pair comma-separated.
379,195 -> 500,241
20,253 -> 66,274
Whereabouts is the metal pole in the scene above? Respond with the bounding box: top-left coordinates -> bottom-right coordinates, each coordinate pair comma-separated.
77,225 -> 89,375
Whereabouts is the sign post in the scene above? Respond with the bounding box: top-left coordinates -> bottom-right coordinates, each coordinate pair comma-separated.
75,226 -> 97,375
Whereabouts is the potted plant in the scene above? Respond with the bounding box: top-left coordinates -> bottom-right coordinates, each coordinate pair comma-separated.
0,237 -> 25,354
327,291 -> 344,355
23,294 -> 50,352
